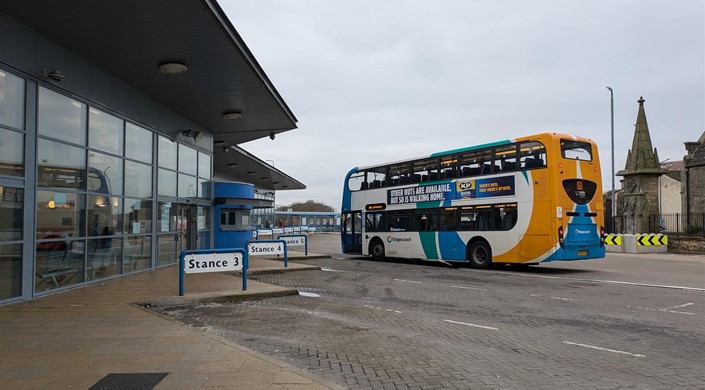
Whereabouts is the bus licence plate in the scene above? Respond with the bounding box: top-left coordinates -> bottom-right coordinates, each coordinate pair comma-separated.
578,250 -> 588,256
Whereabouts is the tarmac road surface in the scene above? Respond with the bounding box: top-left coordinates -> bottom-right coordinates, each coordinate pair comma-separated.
154,234 -> 705,389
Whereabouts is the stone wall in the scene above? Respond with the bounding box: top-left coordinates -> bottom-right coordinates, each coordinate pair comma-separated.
668,236 -> 705,254
621,175 -> 661,233
683,166 -> 705,215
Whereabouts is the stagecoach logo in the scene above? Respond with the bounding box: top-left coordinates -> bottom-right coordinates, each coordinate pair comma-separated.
574,228 -> 591,235
575,180 -> 586,198
387,236 -> 412,243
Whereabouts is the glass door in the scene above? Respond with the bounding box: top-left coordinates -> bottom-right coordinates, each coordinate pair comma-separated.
177,203 -> 197,254
342,211 -> 362,254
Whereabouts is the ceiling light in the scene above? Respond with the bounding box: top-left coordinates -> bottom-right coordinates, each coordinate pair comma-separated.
247,171 -> 256,175
261,177 -> 269,181
158,62 -> 188,74
223,111 -> 242,120
222,146 -> 230,153
227,163 -> 238,167
43,68 -> 65,82
272,181 -> 280,185
181,129 -> 203,142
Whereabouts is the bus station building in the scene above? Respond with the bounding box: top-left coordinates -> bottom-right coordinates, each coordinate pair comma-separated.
0,0 -> 306,303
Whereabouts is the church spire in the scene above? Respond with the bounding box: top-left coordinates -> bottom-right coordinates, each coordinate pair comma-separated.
616,96 -> 668,177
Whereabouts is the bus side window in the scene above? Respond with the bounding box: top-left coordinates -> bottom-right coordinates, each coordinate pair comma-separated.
497,204 -> 518,231
440,208 -> 457,230
459,152 -> 481,177
412,158 -> 436,183
366,212 -> 385,232
367,168 -> 386,189
388,214 -> 408,231
459,210 -> 477,230
440,157 -> 458,180
412,210 -> 437,231
519,141 -> 546,170
388,163 -> 408,187
495,145 -> 517,173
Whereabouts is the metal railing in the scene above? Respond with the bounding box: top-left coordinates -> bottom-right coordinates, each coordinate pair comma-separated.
606,213 -> 705,237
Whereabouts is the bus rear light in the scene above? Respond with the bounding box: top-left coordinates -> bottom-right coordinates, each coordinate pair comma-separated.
600,226 -> 605,247
558,226 -> 565,248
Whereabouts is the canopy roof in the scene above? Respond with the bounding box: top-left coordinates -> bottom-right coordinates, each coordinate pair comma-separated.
0,0 -> 305,190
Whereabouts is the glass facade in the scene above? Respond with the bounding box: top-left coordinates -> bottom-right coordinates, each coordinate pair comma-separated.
0,69 -> 213,302
38,87 -> 87,145
0,128 -> 24,177
155,138 -> 212,267
0,69 -> 24,129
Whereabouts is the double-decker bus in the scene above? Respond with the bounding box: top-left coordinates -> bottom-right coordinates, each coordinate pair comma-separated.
341,133 -> 605,268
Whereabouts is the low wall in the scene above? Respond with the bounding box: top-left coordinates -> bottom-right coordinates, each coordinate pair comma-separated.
605,234 -> 668,254
667,237 -> 705,254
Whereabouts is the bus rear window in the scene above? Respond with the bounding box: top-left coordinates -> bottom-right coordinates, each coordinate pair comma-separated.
561,140 -> 592,161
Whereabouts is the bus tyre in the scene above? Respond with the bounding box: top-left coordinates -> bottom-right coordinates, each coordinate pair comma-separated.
370,238 -> 385,261
468,241 -> 492,269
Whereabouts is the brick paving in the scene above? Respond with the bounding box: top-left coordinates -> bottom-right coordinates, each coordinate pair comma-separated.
154,257 -> 705,389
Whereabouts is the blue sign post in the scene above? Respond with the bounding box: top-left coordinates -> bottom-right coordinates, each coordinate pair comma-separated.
179,248 -> 248,296
277,234 -> 308,256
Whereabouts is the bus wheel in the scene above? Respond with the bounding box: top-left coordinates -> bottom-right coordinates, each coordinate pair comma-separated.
370,238 -> 385,261
468,241 -> 492,269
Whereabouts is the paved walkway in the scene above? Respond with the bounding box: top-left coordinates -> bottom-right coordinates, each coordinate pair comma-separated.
0,253 -> 344,390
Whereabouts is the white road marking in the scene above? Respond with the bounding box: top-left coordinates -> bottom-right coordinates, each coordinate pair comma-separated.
563,341 -> 645,357
443,319 -> 497,330
298,291 -> 321,297
363,304 -> 401,313
530,294 -> 573,301
321,267 -> 347,272
511,273 -> 705,292
628,305 -> 695,315
393,279 -> 422,284
668,302 -> 694,309
451,285 -> 487,291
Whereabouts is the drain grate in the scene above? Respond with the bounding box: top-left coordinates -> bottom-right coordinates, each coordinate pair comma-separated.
88,373 -> 169,390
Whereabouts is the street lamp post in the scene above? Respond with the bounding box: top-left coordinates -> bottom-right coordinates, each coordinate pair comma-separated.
606,86 -> 615,230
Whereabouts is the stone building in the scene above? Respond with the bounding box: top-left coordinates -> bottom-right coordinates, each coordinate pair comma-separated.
616,97 -> 668,233
658,160 -> 683,231
681,132 -> 705,231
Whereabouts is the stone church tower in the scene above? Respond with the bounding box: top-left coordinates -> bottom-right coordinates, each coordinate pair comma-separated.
616,97 -> 668,233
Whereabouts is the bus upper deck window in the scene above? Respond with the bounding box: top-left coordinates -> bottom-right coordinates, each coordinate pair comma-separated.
561,140 -> 592,161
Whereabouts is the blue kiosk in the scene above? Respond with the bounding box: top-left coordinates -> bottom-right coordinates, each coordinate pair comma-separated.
213,181 -> 273,250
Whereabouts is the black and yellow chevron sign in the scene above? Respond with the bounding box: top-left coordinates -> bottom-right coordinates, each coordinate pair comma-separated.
605,234 -> 622,245
637,235 -> 668,246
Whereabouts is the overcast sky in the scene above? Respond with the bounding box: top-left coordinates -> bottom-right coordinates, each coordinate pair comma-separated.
223,0 -> 704,211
